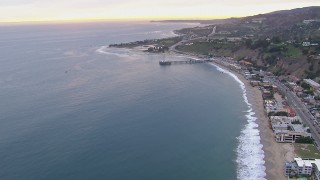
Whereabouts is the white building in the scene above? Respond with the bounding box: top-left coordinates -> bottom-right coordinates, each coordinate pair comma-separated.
315,161 -> 320,180
304,79 -> 320,90
270,116 -> 301,124
274,124 -> 311,143
285,158 -> 320,178
303,19 -> 320,24
275,130 -> 308,143
302,42 -> 311,47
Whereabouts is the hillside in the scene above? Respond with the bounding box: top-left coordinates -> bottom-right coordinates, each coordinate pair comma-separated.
174,6 -> 320,80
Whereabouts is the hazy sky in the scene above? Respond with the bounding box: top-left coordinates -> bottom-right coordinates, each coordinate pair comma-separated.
1,0 -> 320,22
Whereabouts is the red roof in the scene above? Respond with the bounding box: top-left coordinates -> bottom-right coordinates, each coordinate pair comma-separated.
283,106 -> 296,117
239,60 -> 253,65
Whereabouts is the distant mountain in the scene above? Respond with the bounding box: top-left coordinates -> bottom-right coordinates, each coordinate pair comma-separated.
240,6 -> 320,27
267,6 -> 320,16
153,6 -> 320,26
151,18 -> 239,25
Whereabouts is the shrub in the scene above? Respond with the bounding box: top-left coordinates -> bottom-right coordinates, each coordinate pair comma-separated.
295,136 -> 314,144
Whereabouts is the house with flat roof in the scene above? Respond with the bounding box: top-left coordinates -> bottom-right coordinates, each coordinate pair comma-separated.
304,79 -> 320,90
275,124 -> 310,143
270,116 -> 301,132
285,158 -> 320,179
275,129 -> 309,143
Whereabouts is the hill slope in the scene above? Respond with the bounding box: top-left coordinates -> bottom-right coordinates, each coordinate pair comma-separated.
175,6 -> 320,80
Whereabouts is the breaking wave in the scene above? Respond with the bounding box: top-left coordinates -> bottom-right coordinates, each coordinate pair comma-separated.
211,63 -> 266,180
96,46 -> 133,57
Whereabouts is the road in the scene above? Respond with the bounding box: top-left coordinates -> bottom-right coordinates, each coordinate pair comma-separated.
267,76 -> 320,147
169,27 -> 216,55
169,37 -> 202,55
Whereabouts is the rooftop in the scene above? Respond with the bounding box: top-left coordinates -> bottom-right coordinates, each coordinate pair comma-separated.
304,79 -> 320,88
291,124 -> 307,133
294,158 -> 320,168
295,158 -> 313,167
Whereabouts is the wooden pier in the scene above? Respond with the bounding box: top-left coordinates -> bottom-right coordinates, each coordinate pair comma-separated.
159,59 -> 214,65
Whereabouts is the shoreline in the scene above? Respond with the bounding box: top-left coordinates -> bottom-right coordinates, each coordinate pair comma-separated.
211,63 -> 266,179
101,44 -> 291,179
166,45 -> 289,179
209,60 -> 291,180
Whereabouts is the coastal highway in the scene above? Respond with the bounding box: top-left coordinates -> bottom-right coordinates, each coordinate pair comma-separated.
169,37 -> 202,55
169,27 -> 216,55
268,77 -> 320,147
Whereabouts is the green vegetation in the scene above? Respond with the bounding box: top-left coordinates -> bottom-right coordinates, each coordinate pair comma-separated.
177,42 -> 213,55
288,175 -> 311,179
241,23 -> 262,29
305,90 -> 314,95
294,143 -> 320,159
109,37 -> 182,49
301,82 -> 311,90
113,7 -> 320,79
268,111 -> 288,117
177,41 -> 241,55
295,137 -> 314,144
283,45 -> 303,58
292,120 -> 302,124
176,27 -> 212,37
154,37 -> 181,47
251,39 -> 270,49
300,82 -> 314,95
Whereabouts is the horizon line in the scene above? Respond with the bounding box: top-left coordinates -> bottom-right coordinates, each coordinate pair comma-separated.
1,5 -> 318,24
0,16 -> 234,24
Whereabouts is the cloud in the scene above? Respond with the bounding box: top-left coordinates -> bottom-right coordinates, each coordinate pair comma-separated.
0,0 -> 35,6
0,0 -> 319,22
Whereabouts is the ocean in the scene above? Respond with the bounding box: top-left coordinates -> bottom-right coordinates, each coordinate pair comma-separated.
0,21 -> 265,179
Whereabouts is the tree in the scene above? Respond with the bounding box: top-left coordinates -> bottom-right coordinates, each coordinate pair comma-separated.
272,36 -> 281,44
245,39 -> 252,48
302,49 -> 309,55
305,90 -> 314,95
295,136 -> 314,144
292,120 -> 301,124
301,82 -> 311,90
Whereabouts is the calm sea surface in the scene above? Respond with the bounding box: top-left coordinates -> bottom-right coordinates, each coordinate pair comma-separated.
0,22 -> 264,179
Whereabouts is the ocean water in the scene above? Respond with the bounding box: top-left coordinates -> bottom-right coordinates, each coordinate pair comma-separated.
0,21 -> 265,179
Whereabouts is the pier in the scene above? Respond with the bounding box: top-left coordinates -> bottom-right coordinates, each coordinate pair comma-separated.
159,59 -> 214,65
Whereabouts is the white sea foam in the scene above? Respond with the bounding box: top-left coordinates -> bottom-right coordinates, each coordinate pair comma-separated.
160,30 -> 180,37
96,46 -> 132,57
211,63 -> 266,180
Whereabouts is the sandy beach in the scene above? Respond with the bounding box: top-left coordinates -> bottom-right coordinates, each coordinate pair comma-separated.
168,48 -> 295,179
210,61 -> 296,180
167,47 -> 295,179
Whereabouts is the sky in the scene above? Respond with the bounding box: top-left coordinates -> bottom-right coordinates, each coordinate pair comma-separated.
0,0 -> 320,22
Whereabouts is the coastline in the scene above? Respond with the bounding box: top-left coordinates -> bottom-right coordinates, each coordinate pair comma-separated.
105,42 -> 293,179
210,60 -> 293,180
211,63 -> 266,179
167,44 -> 290,178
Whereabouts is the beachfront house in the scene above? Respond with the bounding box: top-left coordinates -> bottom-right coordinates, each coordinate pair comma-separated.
262,90 -> 273,100
270,116 -> 301,132
275,124 -> 311,143
270,116 -> 301,123
285,158 -> 320,179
